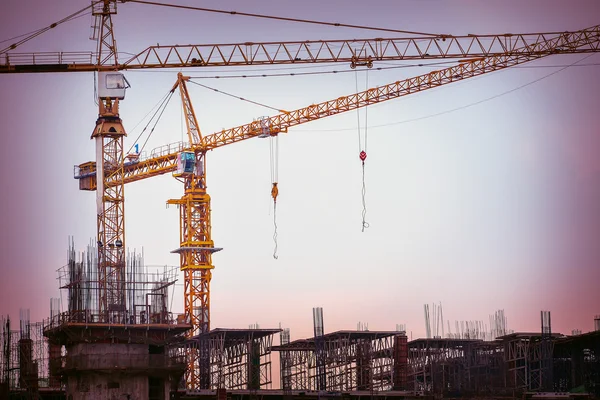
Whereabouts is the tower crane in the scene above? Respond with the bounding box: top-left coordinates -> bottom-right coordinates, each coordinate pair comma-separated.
1,0 -> 599,390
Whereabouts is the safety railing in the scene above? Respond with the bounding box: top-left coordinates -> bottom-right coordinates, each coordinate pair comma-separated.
0,51 -> 94,66
148,141 -> 190,160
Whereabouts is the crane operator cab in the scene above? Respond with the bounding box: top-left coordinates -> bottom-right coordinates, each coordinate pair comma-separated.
173,151 -> 198,178
97,71 -> 130,100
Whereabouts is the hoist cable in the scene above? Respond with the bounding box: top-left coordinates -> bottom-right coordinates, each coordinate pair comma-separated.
355,70 -> 362,152
273,203 -> 279,260
269,135 -> 279,183
355,69 -> 370,232
364,70 -> 369,152
0,4 -> 93,54
362,70 -> 370,232
136,91 -> 175,155
126,90 -> 173,155
188,80 -> 286,113
361,166 -> 370,232
125,0 -> 443,37
270,135 -> 280,259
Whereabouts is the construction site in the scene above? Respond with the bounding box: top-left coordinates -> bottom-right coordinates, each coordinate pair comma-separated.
1,1 -> 599,399
2,299 -> 600,399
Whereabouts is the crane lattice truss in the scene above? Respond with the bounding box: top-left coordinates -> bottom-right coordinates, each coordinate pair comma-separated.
69,25 -> 600,390
2,28 -> 599,72
90,2 -> 129,323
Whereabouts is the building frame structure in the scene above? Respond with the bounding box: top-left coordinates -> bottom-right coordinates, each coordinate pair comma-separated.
183,328 -> 281,392
273,331 -> 408,393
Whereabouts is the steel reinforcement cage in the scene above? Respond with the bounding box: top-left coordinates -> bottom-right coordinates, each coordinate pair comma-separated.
54,240 -> 180,326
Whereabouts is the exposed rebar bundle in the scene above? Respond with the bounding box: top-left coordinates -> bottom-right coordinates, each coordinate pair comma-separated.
52,240 -> 178,326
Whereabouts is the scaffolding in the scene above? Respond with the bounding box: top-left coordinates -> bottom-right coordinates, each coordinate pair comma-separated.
272,330 -> 407,392
0,311 -> 58,395
408,338 -> 481,394
500,332 -> 563,392
464,340 -> 504,394
280,328 -> 292,394
553,330 -> 600,396
407,334 -> 569,396
183,328 -> 280,391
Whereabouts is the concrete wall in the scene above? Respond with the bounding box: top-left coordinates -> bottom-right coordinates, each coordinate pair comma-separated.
64,342 -> 168,400
65,372 -> 149,400
69,342 -> 147,356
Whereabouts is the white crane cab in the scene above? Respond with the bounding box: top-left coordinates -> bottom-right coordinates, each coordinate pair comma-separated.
97,71 -> 130,100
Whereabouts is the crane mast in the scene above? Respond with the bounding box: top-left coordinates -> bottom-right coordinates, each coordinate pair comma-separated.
91,0 -> 128,322
165,74 -> 217,387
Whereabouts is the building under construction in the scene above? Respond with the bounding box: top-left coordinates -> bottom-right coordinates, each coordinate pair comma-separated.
0,248 -> 598,400
2,309 -> 600,400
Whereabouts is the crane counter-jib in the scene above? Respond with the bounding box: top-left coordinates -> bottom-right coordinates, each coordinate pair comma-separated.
75,150 -> 181,190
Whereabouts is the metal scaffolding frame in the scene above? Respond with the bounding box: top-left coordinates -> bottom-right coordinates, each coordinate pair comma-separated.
0,312 -> 54,394
553,331 -> 600,395
408,338 -> 480,394
273,330 -> 407,392
407,334 -> 569,396
464,340 -> 504,393
184,328 -> 280,391
500,332 -> 562,392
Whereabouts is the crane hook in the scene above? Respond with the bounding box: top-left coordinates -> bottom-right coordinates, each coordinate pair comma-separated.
271,182 -> 279,202
359,150 -> 367,164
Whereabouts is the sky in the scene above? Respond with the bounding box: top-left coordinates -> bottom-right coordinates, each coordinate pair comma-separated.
0,0 -> 599,345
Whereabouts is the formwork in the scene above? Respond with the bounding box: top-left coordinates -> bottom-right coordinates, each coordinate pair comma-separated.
272,330 -> 408,392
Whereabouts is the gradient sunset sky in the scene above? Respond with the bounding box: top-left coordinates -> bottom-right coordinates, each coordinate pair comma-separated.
0,0 -> 599,341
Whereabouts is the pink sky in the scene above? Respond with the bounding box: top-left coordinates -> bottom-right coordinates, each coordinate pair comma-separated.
0,0 -> 599,341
